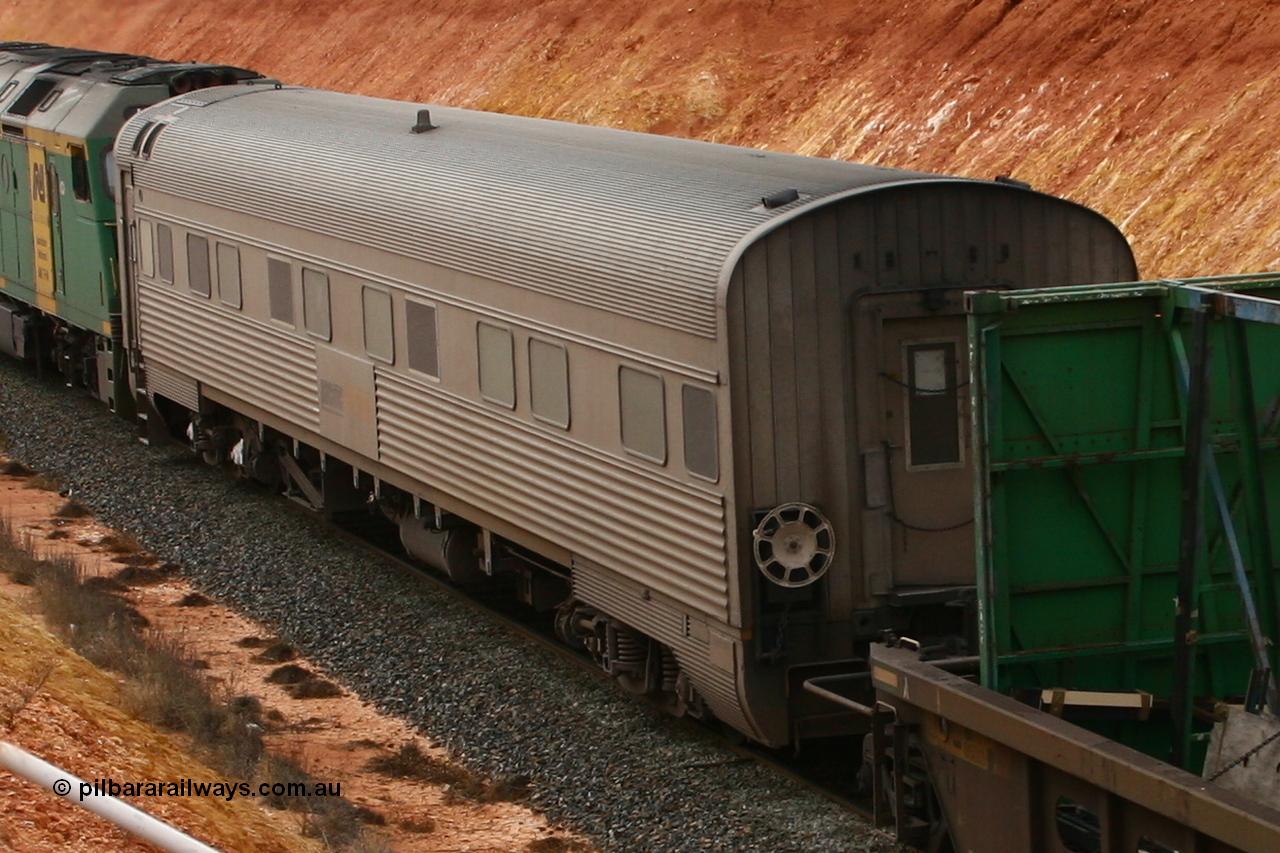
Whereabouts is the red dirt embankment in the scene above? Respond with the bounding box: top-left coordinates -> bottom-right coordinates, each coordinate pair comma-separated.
0,1 -> 1276,276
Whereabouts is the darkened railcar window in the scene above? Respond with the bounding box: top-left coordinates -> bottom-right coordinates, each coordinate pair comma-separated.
362,286 -> 393,363
681,384 -> 718,480
406,300 -> 438,377
267,258 -> 294,325
619,366 -> 666,463
217,243 -> 241,308
302,268 -> 331,340
529,338 -> 569,428
905,341 -> 961,468
155,224 -> 174,284
187,234 -> 211,297
477,322 -> 515,408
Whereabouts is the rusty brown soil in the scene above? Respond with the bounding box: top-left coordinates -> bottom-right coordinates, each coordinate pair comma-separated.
0,466 -> 586,852
1,0 -> 1277,276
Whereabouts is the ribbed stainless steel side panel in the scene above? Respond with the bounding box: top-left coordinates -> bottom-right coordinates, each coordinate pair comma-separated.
374,368 -> 731,620
137,283 -> 320,430
119,86 -> 942,339
143,362 -> 198,411
571,567 -> 750,733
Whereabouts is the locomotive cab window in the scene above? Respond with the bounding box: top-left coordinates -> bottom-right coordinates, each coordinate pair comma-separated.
477,322 -> 515,408
529,338 -> 569,428
267,258 -> 294,325
155,224 -> 174,284
362,286 -> 394,363
69,146 -> 91,202
681,383 -> 718,480
619,366 -> 666,463
7,78 -> 56,116
187,234 -> 211,297
405,299 -> 438,376
904,341 -> 962,469
216,243 -> 241,308
302,268 -> 331,340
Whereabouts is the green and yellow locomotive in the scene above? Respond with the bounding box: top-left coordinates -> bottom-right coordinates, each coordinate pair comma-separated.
0,42 -> 262,412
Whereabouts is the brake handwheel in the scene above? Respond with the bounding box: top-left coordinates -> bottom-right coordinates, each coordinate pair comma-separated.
752,502 -> 835,588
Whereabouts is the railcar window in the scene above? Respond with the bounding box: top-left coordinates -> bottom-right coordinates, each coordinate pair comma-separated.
477,323 -> 515,408
137,220 -> 155,278
681,384 -> 718,480
362,286 -> 394,363
267,258 -> 294,325
619,366 -> 666,463
529,338 -> 569,428
216,243 -> 241,308
155,224 -> 174,284
302,268 -> 331,340
69,146 -> 91,202
187,235 -> 211,297
405,300 -> 438,376
905,341 -> 962,468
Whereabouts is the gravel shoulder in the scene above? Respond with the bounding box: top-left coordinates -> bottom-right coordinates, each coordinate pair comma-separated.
0,360 -> 893,852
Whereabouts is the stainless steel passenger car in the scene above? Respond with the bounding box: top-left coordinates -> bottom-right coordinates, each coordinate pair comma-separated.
114,85 -> 1136,746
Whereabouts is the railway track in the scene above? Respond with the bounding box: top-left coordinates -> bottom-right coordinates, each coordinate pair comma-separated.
0,359 -> 893,851
312,503 -> 877,823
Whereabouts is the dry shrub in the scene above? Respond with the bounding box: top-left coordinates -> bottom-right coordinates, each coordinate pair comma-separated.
0,460 -> 34,477
253,641 -> 297,664
177,592 -> 212,607
54,499 -> 91,519
266,664 -> 312,685
99,532 -> 143,555
398,816 -> 437,834
28,473 -> 61,492
364,741 -> 526,803
286,678 -> 343,700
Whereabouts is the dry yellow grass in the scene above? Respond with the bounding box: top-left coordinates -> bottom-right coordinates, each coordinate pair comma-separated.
0,584 -> 322,852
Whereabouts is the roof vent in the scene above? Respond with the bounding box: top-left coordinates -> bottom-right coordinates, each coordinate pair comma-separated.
994,174 -> 1032,190
761,188 -> 800,209
411,109 -> 436,134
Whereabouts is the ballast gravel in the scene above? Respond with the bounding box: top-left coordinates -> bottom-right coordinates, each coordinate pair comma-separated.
0,361 -> 895,852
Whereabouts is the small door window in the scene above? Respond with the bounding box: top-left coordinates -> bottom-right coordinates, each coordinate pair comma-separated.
406,300 -> 438,376
302,268 -> 331,340
137,220 -> 155,278
529,338 -> 569,428
619,366 -> 666,463
187,234 -> 211,297
155,224 -> 174,284
681,383 -> 718,480
267,258 -> 293,324
477,322 -> 515,408
216,243 -> 241,308
904,341 -> 961,468
362,286 -> 394,363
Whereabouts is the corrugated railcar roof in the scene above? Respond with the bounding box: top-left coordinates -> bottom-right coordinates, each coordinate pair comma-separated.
120,85 -> 983,337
